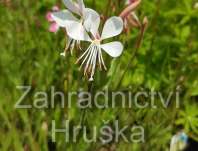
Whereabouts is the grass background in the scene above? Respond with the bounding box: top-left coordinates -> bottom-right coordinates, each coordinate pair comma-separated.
0,0 -> 198,150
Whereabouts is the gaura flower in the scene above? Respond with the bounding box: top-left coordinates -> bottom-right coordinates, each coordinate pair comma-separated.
66,16 -> 124,81
51,0 -> 100,55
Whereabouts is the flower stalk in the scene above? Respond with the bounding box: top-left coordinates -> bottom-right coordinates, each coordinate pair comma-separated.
116,16 -> 148,89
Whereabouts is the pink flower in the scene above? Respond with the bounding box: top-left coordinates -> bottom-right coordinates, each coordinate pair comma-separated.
49,22 -> 60,33
121,0 -> 141,32
46,12 -> 54,22
46,5 -> 60,33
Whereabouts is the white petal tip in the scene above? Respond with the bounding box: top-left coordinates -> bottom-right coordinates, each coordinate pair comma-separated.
101,41 -> 124,57
89,77 -> 94,81
60,52 -> 66,57
101,16 -> 124,40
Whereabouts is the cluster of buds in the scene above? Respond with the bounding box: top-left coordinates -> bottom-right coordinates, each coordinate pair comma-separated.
121,0 -> 148,33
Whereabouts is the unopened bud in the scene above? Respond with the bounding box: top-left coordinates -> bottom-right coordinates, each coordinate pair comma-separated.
143,16 -> 148,28
141,16 -> 148,32
120,0 -> 141,18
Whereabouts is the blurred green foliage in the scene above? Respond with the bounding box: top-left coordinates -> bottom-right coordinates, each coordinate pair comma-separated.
0,0 -> 198,151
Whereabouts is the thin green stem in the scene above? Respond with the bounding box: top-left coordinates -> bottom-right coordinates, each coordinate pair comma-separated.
116,25 -> 146,89
80,81 -> 94,126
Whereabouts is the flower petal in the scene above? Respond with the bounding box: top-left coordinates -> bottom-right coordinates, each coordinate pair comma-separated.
63,0 -> 80,15
78,0 -> 85,14
101,41 -> 123,57
83,8 -> 100,36
51,10 -> 78,27
52,5 -> 59,11
49,22 -> 59,33
46,12 -> 54,22
66,21 -> 91,41
101,16 -> 123,40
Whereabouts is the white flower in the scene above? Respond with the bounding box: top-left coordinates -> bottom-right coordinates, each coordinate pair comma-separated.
51,0 -> 100,55
67,16 -> 124,81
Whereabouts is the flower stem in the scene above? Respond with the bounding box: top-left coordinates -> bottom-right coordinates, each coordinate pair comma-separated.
115,20 -> 147,89
80,81 -> 94,126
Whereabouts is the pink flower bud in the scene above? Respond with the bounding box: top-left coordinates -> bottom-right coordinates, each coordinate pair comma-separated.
49,22 -> 59,33
52,5 -> 59,11
46,12 -> 53,22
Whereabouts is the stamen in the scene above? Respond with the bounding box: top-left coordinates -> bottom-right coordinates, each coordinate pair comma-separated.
61,38 -> 73,57
89,46 -> 98,80
80,46 -> 92,69
98,48 -> 102,69
76,40 -> 106,81
99,47 -> 107,70
84,45 -> 95,75
70,40 -> 75,55
65,38 -> 72,51
76,44 -> 92,64
77,40 -> 82,50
